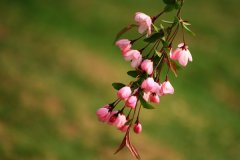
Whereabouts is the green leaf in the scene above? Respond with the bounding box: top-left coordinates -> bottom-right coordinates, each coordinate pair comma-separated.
144,30 -> 164,43
152,24 -> 159,32
112,83 -> 125,90
183,24 -> 196,36
114,24 -> 137,42
183,21 -> 191,26
127,70 -> 139,78
163,0 -> 177,5
139,96 -> 155,109
162,19 -> 174,24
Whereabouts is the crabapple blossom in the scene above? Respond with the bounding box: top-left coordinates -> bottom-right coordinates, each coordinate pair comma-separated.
98,1 -> 194,158
141,77 -> 155,92
114,114 -> 127,128
141,59 -> 153,75
170,43 -> 193,67
125,96 -> 137,109
134,122 -> 142,134
117,86 -> 132,100
122,49 -> 140,61
149,94 -> 160,103
115,39 -> 131,52
96,106 -> 109,122
135,12 -> 152,36
119,125 -> 129,132
143,91 -> 150,101
160,81 -> 174,95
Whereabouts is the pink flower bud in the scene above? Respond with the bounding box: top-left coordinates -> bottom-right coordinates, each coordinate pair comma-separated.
114,114 -> 127,128
141,77 -> 155,92
160,81 -> 174,95
122,49 -> 140,61
170,43 -> 192,67
143,91 -> 150,101
131,54 -> 142,68
96,106 -> 109,122
115,39 -> 131,52
134,122 -> 142,134
135,12 -> 152,36
125,96 -> 137,109
117,86 -> 132,100
141,59 -> 153,75
119,125 -> 129,132
149,94 -> 160,103
108,113 -> 118,125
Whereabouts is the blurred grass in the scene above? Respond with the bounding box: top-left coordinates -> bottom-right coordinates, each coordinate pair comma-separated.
0,0 -> 240,160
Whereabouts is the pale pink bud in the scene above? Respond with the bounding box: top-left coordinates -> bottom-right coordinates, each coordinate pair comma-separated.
125,96 -> 137,109
122,49 -> 140,61
170,43 -> 192,67
143,91 -> 150,101
141,77 -> 155,92
119,125 -> 129,132
161,81 -> 174,95
96,107 -> 109,122
141,59 -> 153,75
115,39 -> 131,52
131,54 -> 142,68
135,12 -> 152,36
117,86 -> 132,100
149,94 -> 160,103
114,114 -> 127,128
134,122 -> 142,134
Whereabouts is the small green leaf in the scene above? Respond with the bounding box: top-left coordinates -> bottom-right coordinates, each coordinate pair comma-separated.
127,70 -> 139,78
152,24 -> 159,32
162,19 -> 174,24
183,24 -> 196,36
144,30 -> 164,43
114,24 -> 138,42
183,21 -> 191,26
139,96 -> 155,109
112,83 -> 125,90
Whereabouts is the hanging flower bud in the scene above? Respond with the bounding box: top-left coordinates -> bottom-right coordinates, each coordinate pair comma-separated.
170,43 -> 192,67
141,77 -> 155,92
135,12 -> 152,36
134,122 -> 142,134
114,114 -> 127,129
160,81 -> 174,95
141,59 -> 153,75
149,94 -> 160,103
119,125 -> 129,132
115,39 -> 132,52
117,86 -> 132,100
125,96 -> 138,109
122,49 -> 140,61
96,106 -> 110,122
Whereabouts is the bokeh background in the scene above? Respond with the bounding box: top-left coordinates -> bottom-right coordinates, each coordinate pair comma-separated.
0,0 -> 240,160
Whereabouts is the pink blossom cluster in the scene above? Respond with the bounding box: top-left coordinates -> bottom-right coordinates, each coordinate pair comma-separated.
96,5 -> 194,159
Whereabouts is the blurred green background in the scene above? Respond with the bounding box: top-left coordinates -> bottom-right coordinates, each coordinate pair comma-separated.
0,0 -> 240,160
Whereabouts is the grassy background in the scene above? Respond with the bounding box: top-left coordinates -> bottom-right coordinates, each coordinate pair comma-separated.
0,0 -> 240,160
